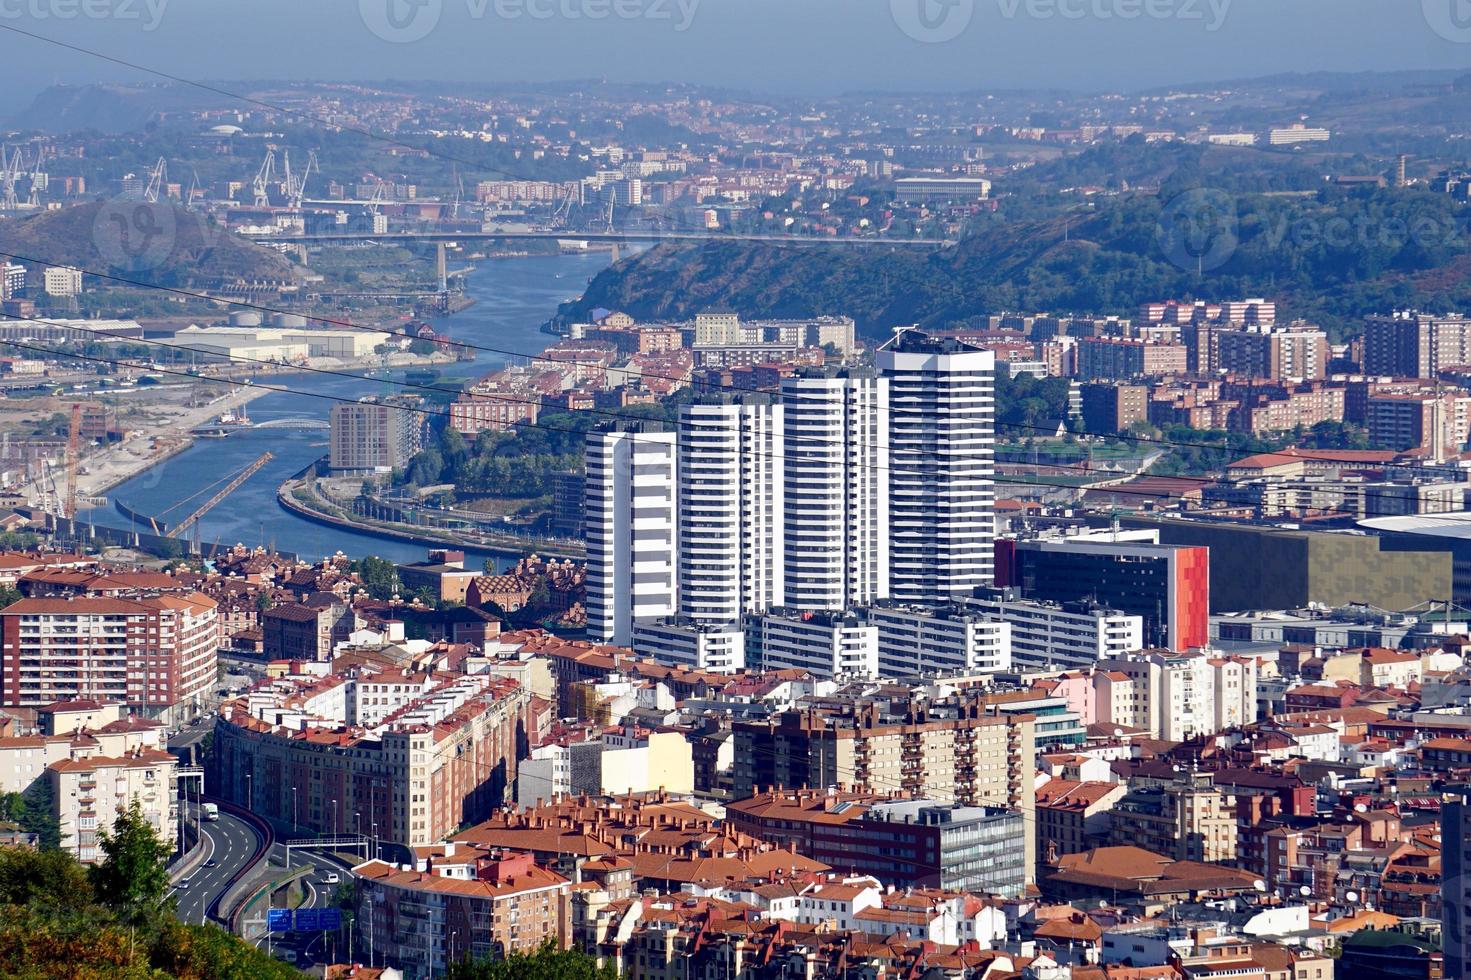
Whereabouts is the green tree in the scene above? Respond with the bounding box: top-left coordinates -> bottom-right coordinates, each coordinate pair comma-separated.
446,941 -> 618,980
0,845 -> 93,914
256,589 -> 274,613
351,555 -> 402,600
90,799 -> 173,927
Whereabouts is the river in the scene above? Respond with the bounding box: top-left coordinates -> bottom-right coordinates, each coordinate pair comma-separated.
78,250 -> 615,567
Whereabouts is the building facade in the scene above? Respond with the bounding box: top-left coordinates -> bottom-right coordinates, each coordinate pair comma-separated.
586,423 -> 678,645
878,331 -> 995,602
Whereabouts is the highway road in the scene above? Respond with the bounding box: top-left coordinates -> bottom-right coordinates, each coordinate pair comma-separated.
173,807 -> 265,925
256,845 -> 362,969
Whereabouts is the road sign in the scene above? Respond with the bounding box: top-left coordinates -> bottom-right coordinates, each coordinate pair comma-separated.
295,907 -> 320,931
318,908 -> 343,931
266,908 -> 292,932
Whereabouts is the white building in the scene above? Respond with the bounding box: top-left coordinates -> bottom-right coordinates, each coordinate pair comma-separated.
780,368 -> 889,611
750,609 -> 879,678
1095,651 -> 1257,741
50,748 -> 178,863
0,263 -> 24,299
677,396 -> 783,625
586,423 -> 677,645
865,602 -> 1011,678
43,266 -> 83,297
630,618 -> 745,673
878,331 -> 995,603
967,594 -> 1143,670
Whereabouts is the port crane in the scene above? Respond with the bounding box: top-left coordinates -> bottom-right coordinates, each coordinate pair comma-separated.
64,403 -> 82,520
283,149 -> 317,209
143,158 -> 168,203
0,147 -> 22,211
153,451 -> 274,539
251,150 -> 276,208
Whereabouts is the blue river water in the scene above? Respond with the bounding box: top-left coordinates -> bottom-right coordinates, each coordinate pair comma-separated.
77,250 -> 614,566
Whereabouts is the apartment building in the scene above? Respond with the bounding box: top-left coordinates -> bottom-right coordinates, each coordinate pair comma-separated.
865,601 -> 1011,677
1215,323 -> 1328,381
1108,770 -> 1238,864
356,850 -> 571,975
727,791 -> 1026,897
1076,337 -> 1188,380
878,330 -> 995,601
967,592 -> 1143,670
1035,779 -> 1126,869
585,422 -> 677,645
629,617 -> 745,673
329,396 -> 422,473
779,368 -> 889,611
1365,390 -> 1471,459
677,396 -> 783,625
43,266 -> 83,297
731,694 -> 1037,882
212,670 -> 533,847
0,593 -> 219,718
1095,650 -> 1257,740
1363,311 -> 1471,378
50,747 -> 178,863
748,609 -> 879,678
1081,382 -> 1150,435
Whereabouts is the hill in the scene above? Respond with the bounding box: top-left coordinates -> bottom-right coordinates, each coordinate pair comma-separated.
0,200 -> 305,289
559,186 -> 1471,341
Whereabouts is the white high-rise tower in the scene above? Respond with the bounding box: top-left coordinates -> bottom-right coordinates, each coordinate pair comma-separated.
780,368 -> 889,611
677,396 -> 784,625
878,330 -> 996,603
585,422 -> 677,645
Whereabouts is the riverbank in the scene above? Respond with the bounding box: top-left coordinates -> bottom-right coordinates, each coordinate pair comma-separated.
278,473 -> 584,562
66,348 -> 457,502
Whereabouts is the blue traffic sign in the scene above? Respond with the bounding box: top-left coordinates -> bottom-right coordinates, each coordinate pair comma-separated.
295,908 -> 320,931
266,908 -> 292,932
319,908 -> 343,931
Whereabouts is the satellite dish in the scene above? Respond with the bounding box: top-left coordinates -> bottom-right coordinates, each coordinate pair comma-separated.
1345,891 -> 1359,903
1253,880 -> 1267,893
1299,886 -> 1312,897
1354,803 -> 1368,813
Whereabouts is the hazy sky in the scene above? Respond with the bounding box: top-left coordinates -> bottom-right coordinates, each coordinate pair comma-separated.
0,0 -> 1465,114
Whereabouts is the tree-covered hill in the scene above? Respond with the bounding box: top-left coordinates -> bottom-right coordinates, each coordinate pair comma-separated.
560,185 -> 1471,342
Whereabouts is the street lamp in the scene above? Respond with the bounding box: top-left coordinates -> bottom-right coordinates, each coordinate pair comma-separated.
329,800 -> 337,837
292,786 -> 298,834
371,821 -> 378,862
245,772 -> 252,810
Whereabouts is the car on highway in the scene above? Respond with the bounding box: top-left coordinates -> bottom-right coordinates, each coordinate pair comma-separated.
324,872 -> 339,884
175,881 -> 189,890
204,860 -> 218,868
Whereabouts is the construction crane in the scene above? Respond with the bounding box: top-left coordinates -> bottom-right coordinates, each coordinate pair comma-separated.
185,167 -> 201,210
0,147 -> 21,211
450,163 -> 463,220
165,451 -> 273,539
251,149 -> 276,208
26,146 -> 47,208
143,157 -> 168,203
65,403 -> 82,520
366,178 -> 388,216
284,149 -> 316,209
